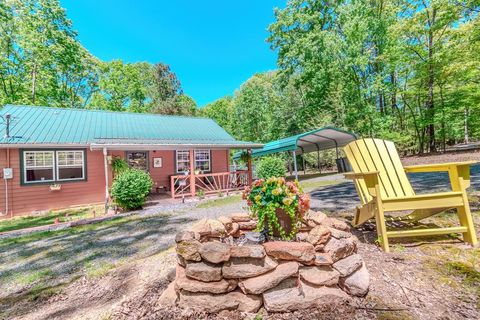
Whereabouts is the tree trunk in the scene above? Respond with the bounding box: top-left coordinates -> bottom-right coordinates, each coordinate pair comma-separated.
31,64 -> 37,104
464,107 -> 469,144
426,7 -> 437,153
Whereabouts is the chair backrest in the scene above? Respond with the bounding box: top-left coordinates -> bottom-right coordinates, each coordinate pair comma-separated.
343,138 -> 415,203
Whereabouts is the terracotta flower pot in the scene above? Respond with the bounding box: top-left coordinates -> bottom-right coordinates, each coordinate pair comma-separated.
270,208 -> 295,238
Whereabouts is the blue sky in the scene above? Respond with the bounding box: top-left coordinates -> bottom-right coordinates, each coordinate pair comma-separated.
60,0 -> 284,107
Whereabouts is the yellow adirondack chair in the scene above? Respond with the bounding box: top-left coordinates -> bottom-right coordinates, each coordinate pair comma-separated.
343,138 -> 478,252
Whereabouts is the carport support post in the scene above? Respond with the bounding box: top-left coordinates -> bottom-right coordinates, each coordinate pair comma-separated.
247,149 -> 253,185
292,150 -> 298,180
317,149 -> 321,173
189,149 -> 196,197
103,147 -> 109,213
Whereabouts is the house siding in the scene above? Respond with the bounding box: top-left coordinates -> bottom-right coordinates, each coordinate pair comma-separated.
0,148 -> 230,219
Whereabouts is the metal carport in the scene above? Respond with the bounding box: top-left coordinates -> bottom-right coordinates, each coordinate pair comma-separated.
233,127 -> 357,180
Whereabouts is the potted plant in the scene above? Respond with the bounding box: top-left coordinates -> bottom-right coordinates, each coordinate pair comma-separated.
243,177 -> 310,240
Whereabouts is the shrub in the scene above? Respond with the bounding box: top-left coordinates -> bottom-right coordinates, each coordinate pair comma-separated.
111,169 -> 153,210
256,156 -> 286,179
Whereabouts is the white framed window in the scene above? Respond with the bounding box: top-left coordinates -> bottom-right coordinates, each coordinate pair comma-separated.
176,150 -> 190,173
194,150 -> 211,172
22,150 -> 86,184
56,151 -> 85,181
24,151 -> 55,183
175,150 -> 211,173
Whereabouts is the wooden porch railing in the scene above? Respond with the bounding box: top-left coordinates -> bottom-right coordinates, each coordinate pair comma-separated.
170,170 -> 249,199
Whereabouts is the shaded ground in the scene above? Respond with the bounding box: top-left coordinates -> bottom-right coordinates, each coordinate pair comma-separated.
311,161 -> 480,212
0,199 -> 246,320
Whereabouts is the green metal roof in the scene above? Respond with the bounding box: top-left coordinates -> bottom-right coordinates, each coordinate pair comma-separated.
0,105 -> 263,149
233,127 -> 357,159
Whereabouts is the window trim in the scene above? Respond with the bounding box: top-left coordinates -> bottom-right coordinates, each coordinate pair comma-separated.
194,149 -> 211,173
20,149 -> 88,186
56,150 -> 86,182
175,149 -> 212,174
175,150 -> 190,174
23,150 -> 55,184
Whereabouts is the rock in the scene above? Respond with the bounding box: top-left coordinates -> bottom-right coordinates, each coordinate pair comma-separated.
237,220 -> 257,230
157,282 -> 178,307
314,244 -> 325,252
296,232 -> 309,242
262,278 -> 349,312
263,241 -> 315,263
231,213 -> 251,222
244,231 -> 266,244
176,265 -> 237,294
229,222 -> 240,236
217,216 -> 233,229
178,290 -> 238,312
223,256 -> 278,279
306,225 -> 331,245
339,262 -> 370,297
208,219 -> 227,237
230,245 -> 265,258
190,218 -> 212,236
185,261 -> 222,282
322,217 -> 350,232
176,240 -> 202,261
312,252 -> 333,266
299,266 -> 340,286
328,227 -> 352,239
199,242 -> 231,263
228,290 -> 262,313
239,261 -> 298,294
323,237 -> 356,262
332,253 -> 363,277
177,254 -> 186,267
175,230 -> 200,243
306,210 -> 327,226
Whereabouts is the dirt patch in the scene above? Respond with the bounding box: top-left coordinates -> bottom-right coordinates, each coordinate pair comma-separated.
3,249 -> 177,320
109,208 -> 480,320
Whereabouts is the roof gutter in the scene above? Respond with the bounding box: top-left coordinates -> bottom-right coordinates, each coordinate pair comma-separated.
89,143 -> 264,151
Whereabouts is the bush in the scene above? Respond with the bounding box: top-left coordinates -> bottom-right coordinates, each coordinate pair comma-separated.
256,156 -> 286,179
111,169 -> 153,210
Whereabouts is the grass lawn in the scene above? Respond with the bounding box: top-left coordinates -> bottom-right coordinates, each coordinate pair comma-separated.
0,205 -> 104,233
0,211 -> 184,308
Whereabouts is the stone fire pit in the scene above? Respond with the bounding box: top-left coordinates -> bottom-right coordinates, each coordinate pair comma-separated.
159,211 -> 370,313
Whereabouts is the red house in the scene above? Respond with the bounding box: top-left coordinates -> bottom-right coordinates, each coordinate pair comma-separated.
0,105 -> 262,219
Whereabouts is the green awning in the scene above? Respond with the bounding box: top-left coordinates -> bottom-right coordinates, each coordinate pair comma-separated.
233,127 -> 357,160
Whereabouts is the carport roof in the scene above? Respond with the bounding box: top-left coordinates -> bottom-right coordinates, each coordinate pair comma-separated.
233,127 -> 357,159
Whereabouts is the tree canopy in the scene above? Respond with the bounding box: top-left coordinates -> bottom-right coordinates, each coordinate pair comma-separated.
203,0 -> 480,153
1,0 -> 479,154
0,0 -> 197,115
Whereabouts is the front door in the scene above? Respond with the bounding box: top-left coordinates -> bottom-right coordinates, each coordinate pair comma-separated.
125,151 -> 149,171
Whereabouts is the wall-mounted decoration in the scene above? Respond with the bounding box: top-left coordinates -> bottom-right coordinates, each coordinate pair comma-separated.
153,157 -> 163,168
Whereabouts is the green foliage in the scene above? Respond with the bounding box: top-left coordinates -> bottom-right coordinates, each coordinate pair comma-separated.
0,2 -> 196,115
243,177 -> 310,240
111,169 -> 153,210
111,157 -> 128,177
256,156 -> 286,179
265,0 -> 480,153
196,189 -> 205,199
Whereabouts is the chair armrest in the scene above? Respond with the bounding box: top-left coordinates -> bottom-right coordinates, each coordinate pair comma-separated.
344,171 -> 379,180
404,161 -> 477,173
